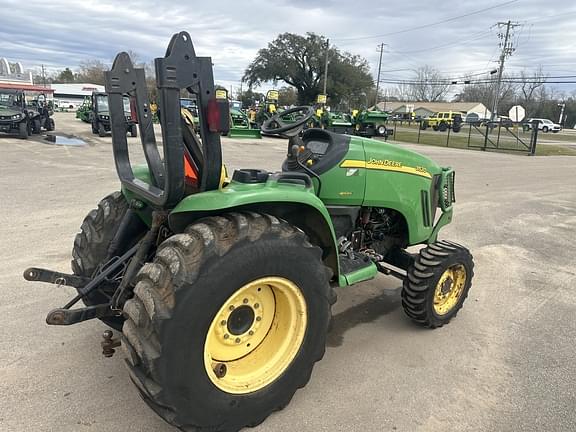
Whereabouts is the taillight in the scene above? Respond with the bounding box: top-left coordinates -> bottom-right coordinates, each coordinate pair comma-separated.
207,97 -> 229,134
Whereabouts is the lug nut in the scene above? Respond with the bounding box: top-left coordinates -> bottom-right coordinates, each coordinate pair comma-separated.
243,298 -> 249,304
249,330 -> 254,336
235,338 -> 241,343
213,363 -> 227,378
224,334 -> 229,339
254,303 -> 259,309
221,320 -> 227,326
256,316 -> 262,322
229,305 -> 235,311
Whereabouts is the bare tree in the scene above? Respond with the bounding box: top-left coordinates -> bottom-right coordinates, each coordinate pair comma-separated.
408,66 -> 451,102
518,66 -> 547,116
77,60 -> 107,85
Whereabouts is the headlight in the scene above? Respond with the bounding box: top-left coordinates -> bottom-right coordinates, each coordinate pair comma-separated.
99,115 -> 109,120
439,169 -> 456,210
12,114 -> 22,119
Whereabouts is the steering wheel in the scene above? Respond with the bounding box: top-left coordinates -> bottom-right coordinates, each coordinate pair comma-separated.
260,106 -> 314,136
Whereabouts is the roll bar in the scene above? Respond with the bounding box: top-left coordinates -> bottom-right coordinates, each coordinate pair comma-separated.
104,31 -> 227,208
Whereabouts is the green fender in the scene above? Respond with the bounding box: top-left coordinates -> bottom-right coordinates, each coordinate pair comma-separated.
168,179 -> 341,279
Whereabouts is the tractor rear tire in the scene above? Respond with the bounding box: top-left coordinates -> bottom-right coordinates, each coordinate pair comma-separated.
432,125 -> 439,131
122,213 -> 333,432
401,240 -> 473,328
19,121 -> 28,139
71,192 -> 131,330
438,122 -> 448,132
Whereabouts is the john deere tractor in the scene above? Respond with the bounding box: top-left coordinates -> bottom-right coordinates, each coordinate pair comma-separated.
25,32 -> 474,432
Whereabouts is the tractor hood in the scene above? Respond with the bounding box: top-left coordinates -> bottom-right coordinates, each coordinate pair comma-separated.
362,137 -> 443,177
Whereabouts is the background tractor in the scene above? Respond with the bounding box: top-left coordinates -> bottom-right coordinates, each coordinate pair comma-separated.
90,91 -> 138,137
25,32 -> 474,432
76,97 -> 92,123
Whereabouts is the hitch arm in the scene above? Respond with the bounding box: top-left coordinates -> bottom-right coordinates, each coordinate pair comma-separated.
23,267 -> 90,288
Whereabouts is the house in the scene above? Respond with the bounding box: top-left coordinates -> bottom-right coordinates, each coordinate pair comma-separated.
375,101 -> 491,120
50,83 -> 105,109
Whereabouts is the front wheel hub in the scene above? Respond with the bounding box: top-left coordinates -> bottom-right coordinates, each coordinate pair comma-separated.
433,265 -> 467,315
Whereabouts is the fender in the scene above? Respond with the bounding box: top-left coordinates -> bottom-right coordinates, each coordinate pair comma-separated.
168,176 -> 341,280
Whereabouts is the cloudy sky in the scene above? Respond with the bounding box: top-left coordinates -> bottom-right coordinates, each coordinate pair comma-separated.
2,0 -> 575,93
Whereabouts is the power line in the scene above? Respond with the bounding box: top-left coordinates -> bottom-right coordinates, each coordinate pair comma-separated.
332,0 -> 519,41
393,30 -> 492,55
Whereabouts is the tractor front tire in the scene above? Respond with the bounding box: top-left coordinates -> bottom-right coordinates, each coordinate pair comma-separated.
401,241 -> 473,328
71,192 -> 130,330
376,125 -> 387,136
438,122 -> 448,132
47,118 -> 55,131
122,213 -> 333,432
130,124 -> 138,137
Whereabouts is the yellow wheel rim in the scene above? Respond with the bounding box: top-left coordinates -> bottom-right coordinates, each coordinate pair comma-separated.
433,265 -> 467,316
204,277 -> 307,394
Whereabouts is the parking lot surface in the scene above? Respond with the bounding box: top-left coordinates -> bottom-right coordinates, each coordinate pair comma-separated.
1,112 -> 575,431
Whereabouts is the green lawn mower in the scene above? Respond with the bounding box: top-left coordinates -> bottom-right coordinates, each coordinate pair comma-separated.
25,32 -> 474,432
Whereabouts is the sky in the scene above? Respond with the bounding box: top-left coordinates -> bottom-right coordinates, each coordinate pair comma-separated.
1,0 -> 575,95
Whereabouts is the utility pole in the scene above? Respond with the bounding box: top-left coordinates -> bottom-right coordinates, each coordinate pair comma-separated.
374,43 -> 386,107
322,39 -> 330,97
490,20 -> 520,120
41,64 -> 46,87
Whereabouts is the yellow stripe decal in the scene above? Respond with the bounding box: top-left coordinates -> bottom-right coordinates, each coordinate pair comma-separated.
340,159 -> 432,179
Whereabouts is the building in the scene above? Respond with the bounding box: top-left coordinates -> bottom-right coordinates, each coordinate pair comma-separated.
0,57 -> 33,86
50,83 -> 105,109
0,57 -> 54,100
375,101 -> 491,120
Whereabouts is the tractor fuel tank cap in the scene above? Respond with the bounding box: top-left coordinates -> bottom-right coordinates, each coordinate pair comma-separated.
232,169 -> 270,184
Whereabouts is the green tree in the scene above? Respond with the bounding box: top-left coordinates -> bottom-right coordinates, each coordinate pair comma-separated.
278,86 -> 297,106
239,89 -> 264,108
243,33 -> 374,105
56,67 -> 75,83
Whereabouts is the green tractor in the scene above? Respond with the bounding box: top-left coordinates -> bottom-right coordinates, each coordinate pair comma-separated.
228,99 -> 261,139
353,109 -> 390,137
25,32 -> 474,432
76,96 -> 92,123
